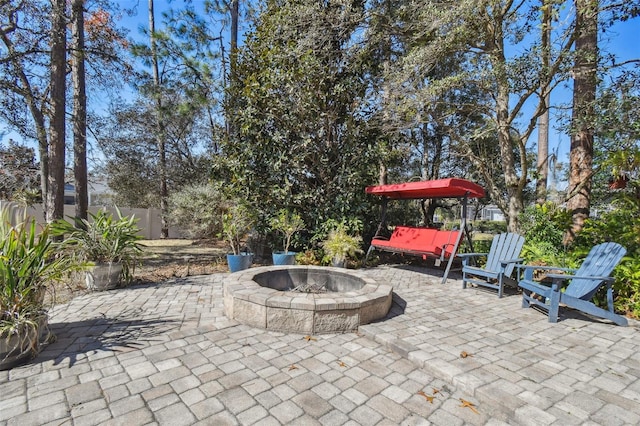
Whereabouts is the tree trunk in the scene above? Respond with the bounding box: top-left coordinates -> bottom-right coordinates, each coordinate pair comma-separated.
149,0 -> 169,238
230,0 -> 239,78
566,0 -> 598,240
496,74 -> 524,232
536,0 -> 552,205
46,0 -> 67,223
72,0 -> 88,220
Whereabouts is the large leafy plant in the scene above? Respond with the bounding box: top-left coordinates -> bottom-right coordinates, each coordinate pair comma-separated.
1,211 -> 76,361
321,222 -> 364,266
52,208 -> 143,284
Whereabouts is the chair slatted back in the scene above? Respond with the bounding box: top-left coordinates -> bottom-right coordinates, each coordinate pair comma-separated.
564,242 -> 627,300
485,233 -> 525,277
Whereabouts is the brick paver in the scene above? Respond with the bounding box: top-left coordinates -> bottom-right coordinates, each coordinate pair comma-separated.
0,266 -> 638,425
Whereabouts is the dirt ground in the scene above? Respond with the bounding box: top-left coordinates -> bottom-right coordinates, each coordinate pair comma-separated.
47,239 -> 232,306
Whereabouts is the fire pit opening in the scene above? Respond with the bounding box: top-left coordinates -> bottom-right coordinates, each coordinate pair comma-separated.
253,268 -> 365,293
223,266 -> 392,334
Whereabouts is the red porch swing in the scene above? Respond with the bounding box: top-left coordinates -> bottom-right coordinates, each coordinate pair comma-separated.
365,178 -> 485,283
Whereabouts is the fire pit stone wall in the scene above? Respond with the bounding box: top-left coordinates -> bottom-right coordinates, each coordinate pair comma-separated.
223,266 -> 393,334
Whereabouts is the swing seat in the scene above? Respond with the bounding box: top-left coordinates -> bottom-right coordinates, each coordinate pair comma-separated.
369,226 -> 460,260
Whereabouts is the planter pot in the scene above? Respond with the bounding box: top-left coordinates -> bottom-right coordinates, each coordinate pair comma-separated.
0,315 -> 48,371
331,258 -> 346,268
86,262 -> 123,291
227,253 -> 253,273
272,251 -> 296,265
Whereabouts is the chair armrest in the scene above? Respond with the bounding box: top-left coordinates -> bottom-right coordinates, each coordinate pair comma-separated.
500,257 -> 523,266
515,264 -> 575,281
515,265 -> 575,273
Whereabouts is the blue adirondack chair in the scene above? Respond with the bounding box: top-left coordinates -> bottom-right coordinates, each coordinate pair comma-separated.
459,233 -> 525,298
518,242 -> 628,326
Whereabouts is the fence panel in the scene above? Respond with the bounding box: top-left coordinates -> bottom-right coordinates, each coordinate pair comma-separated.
0,201 -> 183,239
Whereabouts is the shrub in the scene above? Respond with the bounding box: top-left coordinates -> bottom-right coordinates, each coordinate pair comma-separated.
518,202 -> 572,266
168,183 -> 227,239
574,194 -> 640,318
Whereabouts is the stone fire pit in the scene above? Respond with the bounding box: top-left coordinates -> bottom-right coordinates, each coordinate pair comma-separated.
223,266 -> 393,334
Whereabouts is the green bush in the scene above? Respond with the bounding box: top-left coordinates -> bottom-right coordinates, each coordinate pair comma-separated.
168,183 -> 227,239
574,194 -> 640,318
518,202 -> 573,266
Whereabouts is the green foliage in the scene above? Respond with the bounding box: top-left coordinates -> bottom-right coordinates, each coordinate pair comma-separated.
518,202 -> 572,266
223,0 -> 380,239
168,182 -> 227,239
612,256 -> 640,319
0,210 -> 76,347
221,203 -> 256,255
574,194 -> 640,318
52,208 -> 143,284
320,222 -> 364,266
295,250 -> 322,266
269,209 -> 305,253
0,141 -> 40,202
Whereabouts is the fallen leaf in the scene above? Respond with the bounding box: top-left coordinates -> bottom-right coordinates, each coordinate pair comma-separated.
459,398 -> 479,414
337,360 -> 347,367
460,351 -> 473,358
288,365 -> 298,371
417,390 -> 434,403
432,388 -> 440,395
303,335 -> 317,342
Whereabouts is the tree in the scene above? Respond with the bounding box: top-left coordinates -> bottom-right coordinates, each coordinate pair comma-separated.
565,0 -> 598,238
72,0 -> 88,220
95,98 -> 213,208
147,0 -> 169,237
535,0 -> 553,205
46,0 -> 67,223
225,0 -> 380,234
0,1 -> 52,215
380,0 -> 577,231
0,140 -> 40,200
1,1 -> 130,219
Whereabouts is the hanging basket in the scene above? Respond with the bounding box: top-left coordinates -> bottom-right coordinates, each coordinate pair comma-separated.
608,175 -> 629,190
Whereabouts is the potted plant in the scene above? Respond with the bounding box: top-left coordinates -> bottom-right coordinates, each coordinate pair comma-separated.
1,212 -> 76,370
269,209 -> 304,265
222,203 -> 255,272
321,223 -> 364,268
52,208 -> 143,291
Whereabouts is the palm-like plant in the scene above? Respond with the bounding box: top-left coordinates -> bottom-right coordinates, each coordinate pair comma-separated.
1,211 -> 77,367
52,208 -> 143,283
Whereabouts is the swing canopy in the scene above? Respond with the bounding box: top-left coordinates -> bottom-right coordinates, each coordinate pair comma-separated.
365,178 -> 485,200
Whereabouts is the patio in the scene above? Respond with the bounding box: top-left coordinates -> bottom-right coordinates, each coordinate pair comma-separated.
1,265 -> 638,425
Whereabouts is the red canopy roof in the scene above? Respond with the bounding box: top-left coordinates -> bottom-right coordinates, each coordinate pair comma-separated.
365,178 -> 485,200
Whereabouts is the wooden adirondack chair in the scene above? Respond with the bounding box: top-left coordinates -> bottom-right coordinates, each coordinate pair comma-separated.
518,242 -> 628,326
459,233 -> 525,298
